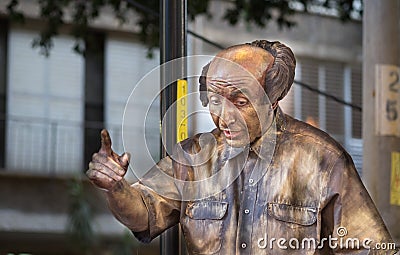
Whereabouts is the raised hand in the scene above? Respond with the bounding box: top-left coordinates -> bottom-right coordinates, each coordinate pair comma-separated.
86,129 -> 130,191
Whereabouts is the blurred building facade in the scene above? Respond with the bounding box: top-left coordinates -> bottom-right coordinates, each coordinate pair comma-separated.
0,1 -> 364,254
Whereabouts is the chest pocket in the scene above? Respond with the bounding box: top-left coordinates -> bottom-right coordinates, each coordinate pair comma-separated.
264,203 -> 319,252
268,203 -> 317,226
181,201 -> 228,255
267,202 -> 317,228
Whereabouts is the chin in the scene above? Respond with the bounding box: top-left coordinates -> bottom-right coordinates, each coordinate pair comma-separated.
226,138 -> 250,148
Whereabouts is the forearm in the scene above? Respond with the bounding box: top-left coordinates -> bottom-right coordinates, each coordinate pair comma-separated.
106,179 -> 149,232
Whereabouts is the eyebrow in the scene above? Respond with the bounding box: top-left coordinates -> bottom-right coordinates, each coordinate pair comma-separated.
231,88 -> 250,98
208,85 -> 251,99
208,76 -> 254,84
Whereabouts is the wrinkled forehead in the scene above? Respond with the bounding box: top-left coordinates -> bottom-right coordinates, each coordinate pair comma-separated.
207,45 -> 275,84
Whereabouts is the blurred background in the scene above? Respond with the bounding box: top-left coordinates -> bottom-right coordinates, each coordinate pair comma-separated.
0,0 -> 398,254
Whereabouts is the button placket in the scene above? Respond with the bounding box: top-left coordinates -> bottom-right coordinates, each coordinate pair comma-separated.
237,180 -> 258,254
235,153 -> 259,254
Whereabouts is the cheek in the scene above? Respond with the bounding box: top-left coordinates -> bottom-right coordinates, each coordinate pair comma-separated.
210,111 -> 220,127
244,110 -> 262,132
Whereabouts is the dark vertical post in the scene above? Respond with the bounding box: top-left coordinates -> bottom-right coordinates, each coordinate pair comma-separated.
0,19 -> 8,169
160,0 -> 187,255
84,32 -> 105,170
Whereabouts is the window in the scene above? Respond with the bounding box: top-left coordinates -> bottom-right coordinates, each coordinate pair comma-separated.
105,36 -> 160,180
281,58 -> 363,173
6,28 -> 84,173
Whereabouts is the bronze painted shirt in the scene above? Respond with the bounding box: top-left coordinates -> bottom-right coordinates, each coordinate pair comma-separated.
130,108 -> 397,254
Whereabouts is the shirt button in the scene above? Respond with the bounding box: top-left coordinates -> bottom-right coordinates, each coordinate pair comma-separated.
249,179 -> 254,184
244,209 -> 250,214
241,243 -> 247,249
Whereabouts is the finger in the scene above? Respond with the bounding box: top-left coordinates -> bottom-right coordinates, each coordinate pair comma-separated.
118,152 -> 131,168
92,153 -> 127,176
86,169 -> 115,190
100,129 -> 112,156
89,162 -> 123,182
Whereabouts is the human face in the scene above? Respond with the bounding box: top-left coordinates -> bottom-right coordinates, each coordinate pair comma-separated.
207,46 -> 275,147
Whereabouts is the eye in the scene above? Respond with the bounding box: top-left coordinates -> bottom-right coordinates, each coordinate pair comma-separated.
235,98 -> 248,107
210,96 -> 222,105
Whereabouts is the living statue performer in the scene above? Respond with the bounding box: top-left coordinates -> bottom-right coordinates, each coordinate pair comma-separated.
87,40 -> 398,254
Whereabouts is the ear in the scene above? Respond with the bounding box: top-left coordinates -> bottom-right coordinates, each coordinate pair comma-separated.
199,62 -> 211,107
200,90 -> 209,107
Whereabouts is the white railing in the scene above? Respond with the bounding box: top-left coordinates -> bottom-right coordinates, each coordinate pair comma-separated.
6,116 -> 83,174
3,115 -> 161,176
3,116 -> 123,175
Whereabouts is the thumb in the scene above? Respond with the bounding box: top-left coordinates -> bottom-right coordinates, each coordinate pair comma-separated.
118,152 -> 131,168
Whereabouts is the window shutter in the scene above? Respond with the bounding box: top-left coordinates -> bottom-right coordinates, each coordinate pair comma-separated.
325,61 -> 345,141
105,37 -> 160,178
7,28 -> 84,173
300,58 -> 320,128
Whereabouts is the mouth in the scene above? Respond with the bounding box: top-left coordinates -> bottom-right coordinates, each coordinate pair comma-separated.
222,129 -> 241,140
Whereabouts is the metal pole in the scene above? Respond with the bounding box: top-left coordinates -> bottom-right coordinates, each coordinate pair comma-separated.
362,0 -> 400,243
160,0 -> 187,254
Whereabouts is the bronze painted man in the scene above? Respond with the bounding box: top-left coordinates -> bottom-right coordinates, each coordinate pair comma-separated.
87,40 -> 397,254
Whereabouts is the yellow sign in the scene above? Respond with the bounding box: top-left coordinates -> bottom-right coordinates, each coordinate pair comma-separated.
390,151 -> 400,206
176,79 -> 188,142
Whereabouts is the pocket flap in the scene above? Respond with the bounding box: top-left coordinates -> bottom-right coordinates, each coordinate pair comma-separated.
186,201 -> 228,220
267,203 -> 317,226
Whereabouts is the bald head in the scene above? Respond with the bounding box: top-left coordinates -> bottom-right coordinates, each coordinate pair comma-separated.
214,44 -> 274,69
199,40 -> 296,107
208,45 -> 275,87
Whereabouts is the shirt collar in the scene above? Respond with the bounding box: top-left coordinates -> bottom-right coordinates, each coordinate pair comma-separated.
250,106 -> 286,160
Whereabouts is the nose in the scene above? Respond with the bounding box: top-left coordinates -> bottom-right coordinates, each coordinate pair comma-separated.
220,100 -> 237,127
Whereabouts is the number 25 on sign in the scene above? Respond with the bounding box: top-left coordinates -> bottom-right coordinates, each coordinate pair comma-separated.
376,65 -> 400,137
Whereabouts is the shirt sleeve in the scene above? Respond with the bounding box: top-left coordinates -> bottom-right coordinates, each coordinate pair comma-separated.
322,152 -> 398,254
130,155 -> 182,243
128,137 -> 203,242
